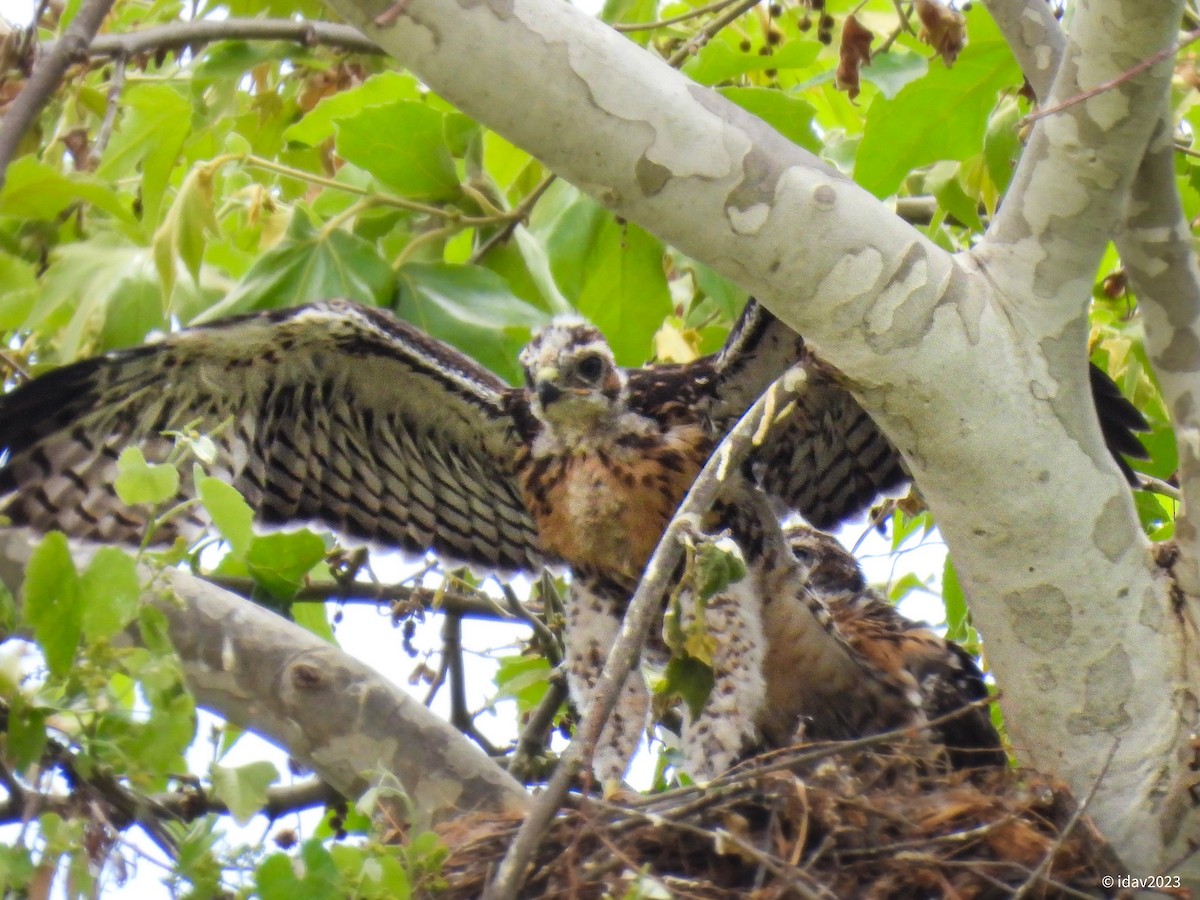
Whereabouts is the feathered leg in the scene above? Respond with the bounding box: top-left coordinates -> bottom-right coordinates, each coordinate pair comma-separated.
565,578 -> 650,792
678,574 -> 767,780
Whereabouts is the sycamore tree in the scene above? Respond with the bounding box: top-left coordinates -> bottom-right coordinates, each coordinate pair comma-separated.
0,0 -> 1197,892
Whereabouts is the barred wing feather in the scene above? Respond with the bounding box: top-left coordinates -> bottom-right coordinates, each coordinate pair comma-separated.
0,301 -> 544,573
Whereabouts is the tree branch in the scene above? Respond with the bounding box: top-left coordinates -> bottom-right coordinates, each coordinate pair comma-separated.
986,1 -> 1200,596
208,574 -> 517,622
42,17 -> 382,60
0,529 -> 531,827
0,0 -> 117,192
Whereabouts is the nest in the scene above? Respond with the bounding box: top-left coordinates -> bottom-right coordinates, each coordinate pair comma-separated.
435,739 -> 1128,899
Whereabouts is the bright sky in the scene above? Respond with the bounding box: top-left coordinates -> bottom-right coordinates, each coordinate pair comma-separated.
1,0 -> 32,24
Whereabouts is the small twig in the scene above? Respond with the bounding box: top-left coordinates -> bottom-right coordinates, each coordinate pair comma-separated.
1009,737 -> 1119,899
507,673 -> 568,783
469,172 -> 557,264
207,575 -> 514,621
44,17 -> 382,59
1138,472 -> 1182,502
0,0 -> 117,191
501,583 -> 561,666
1023,28 -> 1200,127
613,0 -> 745,33
667,0 -> 761,67
87,53 -> 126,169
0,349 -> 31,381
485,372 -> 803,900
149,778 -> 338,822
16,0 -> 50,63
584,795 -> 836,900
442,612 -> 501,756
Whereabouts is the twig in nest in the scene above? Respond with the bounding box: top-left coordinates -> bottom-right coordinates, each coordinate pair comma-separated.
1009,737 -> 1118,899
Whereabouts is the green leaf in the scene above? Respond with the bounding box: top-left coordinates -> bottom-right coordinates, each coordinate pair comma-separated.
396,262 -> 546,384
0,252 -> 38,330
95,83 -> 191,228
0,580 -> 14,635
943,555 -> 968,642
153,165 -> 219,298
926,161 -> 983,231
114,447 -> 180,507
983,95 -> 1023,196
4,694 -> 48,771
855,28 -> 1021,198
493,655 -> 553,715
574,219 -> 672,366
0,842 -> 35,892
256,841 -> 342,900
24,239 -> 167,360
693,537 -> 747,601
718,88 -> 820,154
860,50 -> 929,100
79,548 -> 141,642
290,602 -> 337,644
0,157 -> 137,226
659,656 -> 715,721
334,102 -> 460,201
22,533 -> 82,676
887,571 -> 929,604
195,213 -> 395,323
210,760 -> 280,825
245,531 -> 328,601
198,476 -> 254,557
285,72 -> 423,146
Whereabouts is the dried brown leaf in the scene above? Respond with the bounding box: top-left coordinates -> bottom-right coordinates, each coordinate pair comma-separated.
915,0 -> 967,67
835,14 -> 873,101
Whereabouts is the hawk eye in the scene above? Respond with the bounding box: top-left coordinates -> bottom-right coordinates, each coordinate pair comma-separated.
577,354 -> 604,382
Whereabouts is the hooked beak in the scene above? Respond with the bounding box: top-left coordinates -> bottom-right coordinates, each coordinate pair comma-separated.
536,380 -> 564,407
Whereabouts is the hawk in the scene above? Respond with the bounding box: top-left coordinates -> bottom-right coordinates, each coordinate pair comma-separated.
0,299 -> 1143,782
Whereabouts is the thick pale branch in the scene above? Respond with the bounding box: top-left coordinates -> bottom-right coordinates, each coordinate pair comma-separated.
0,529 -> 531,826
984,0 -> 1181,304
984,1 -> 1200,592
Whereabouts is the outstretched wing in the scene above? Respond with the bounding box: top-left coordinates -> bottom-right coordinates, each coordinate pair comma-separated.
0,301 -> 544,572
627,300 -> 905,530
646,300 -> 1148,531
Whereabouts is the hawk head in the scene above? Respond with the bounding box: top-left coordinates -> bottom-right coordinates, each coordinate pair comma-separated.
519,320 -> 626,432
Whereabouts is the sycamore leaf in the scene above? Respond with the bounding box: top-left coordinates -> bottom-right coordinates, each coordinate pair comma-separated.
114,447 -> 180,507
198,477 -> 255,557
94,83 -> 191,229
396,262 -> 546,384
694,537 -> 747,601
659,656 -> 715,721
334,101 -> 460,201
245,531 -> 328,601
22,533 -> 82,677
194,213 -> 395,323
210,761 -> 280,825
79,548 -> 141,642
